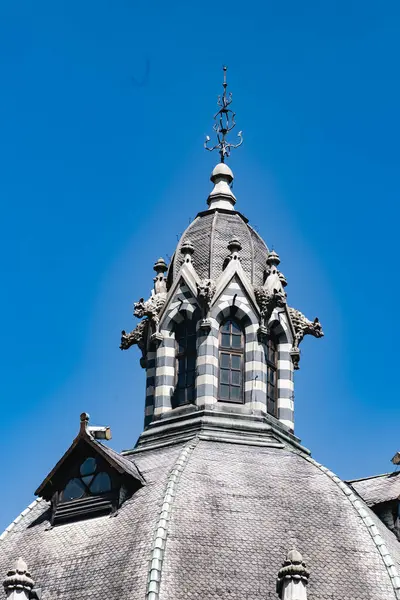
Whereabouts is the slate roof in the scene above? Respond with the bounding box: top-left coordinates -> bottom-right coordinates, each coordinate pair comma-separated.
1,438 -> 400,600
170,209 -> 269,286
348,471 -> 400,507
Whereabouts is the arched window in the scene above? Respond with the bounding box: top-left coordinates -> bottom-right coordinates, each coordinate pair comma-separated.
173,318 -> 197,407
60,457 -> 112,503
266,336 -> 278,416
218,319 -> 244,403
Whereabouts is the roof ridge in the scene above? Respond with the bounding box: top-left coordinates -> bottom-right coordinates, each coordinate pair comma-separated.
146,438 -> 199,600
346,471 -> 400,483
298,452 -> 400,599
0,498 -> 45,543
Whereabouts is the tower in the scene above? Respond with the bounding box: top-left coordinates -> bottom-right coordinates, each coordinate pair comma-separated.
121,66 -> 323,447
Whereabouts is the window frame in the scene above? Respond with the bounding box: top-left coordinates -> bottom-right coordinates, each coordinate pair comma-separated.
266,335 -> 278,417
218,318 -> 245,404
172,318 -> 197,408
59,456 -> 114,504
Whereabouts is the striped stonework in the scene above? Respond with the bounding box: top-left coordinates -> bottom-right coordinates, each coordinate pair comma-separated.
144,350 -> 156,427
197,278 -> 267,412
270,310 -> 295,431
145,274 -> 295,432
152,281 -> 201,419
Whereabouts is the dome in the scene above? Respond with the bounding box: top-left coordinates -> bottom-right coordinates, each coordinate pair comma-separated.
2,437 -> 400,600
3,70 -> 399,600
170,208 -> 269,286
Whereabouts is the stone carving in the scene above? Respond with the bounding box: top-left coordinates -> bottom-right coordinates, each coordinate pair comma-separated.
3,558 -> 35,599
120,320 -> 148,352
133,293 -> 166,326
197,279 -> 216,313
223,238 -> 242,270
254,250 -> 287,338
289,307 -> 324,346
120,257 -> 169,359
197,278 -> 216,331
254,286 -> 286,322
276,549 -> 310,600
153,257 -> 168,294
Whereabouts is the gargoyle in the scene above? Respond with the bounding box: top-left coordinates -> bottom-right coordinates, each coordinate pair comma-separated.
289,307 -> 324,346
120,319 -> 148,353
254,286 -> 286,327
133,293 -> 166,326
197,279 -> 216,315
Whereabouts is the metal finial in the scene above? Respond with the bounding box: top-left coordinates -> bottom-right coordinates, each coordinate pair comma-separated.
204,66 -> 243,162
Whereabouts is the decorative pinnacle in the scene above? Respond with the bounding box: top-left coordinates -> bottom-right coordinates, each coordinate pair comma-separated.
204,66 -> 243,163
153,257 -> 167,274
3,558 -> 35,594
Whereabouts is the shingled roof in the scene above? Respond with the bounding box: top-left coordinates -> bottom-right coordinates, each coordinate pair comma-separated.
348,471 -> 400,507
2,438 -> 400,600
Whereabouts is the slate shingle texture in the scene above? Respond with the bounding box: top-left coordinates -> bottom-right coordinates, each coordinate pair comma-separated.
171,210 -> 269,286
349,472 -> 400,507
1,439 -> 400,600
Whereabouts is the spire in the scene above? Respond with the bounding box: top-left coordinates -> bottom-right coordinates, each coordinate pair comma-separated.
204,66 -> 243,163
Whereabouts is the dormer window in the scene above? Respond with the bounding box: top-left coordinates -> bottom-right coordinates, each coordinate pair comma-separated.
35,413 -> 145,526
61,457 -> 112,502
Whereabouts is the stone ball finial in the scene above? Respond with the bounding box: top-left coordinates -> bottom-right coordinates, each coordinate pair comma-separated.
3,558 -> 35,593
267,250 -> 280,267
153,257 -> 168,274
207,163 -> 236,209
210,162 -> 234,185
286,549 -> 304,563
181,240 -> 195,256
227,238 -> 242,254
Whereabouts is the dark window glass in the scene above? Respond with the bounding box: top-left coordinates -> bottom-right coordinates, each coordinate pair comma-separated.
60,458 -> 113,503
80,457 -> 97,476
266,336 -> 278,417
218,319 -> 244,404
63,478 -> 85,501
172,319 -> 197,408
90,472 -> 112,494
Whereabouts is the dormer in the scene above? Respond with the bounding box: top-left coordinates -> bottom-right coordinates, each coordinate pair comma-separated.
35,413 -> 145,525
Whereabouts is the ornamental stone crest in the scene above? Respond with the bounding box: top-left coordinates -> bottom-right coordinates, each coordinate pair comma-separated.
120,258 -> 168,362
3,558 -> 37,600
276,549 -> 310,600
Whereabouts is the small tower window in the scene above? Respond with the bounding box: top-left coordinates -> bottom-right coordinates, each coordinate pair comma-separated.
218,319 -> 244,403
266,336 -> 278,416
173,318 -> 197,407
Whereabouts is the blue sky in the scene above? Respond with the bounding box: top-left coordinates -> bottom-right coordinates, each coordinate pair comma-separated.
1,0 -> 400,532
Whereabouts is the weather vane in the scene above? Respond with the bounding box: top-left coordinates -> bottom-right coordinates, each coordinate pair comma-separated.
204,66 -> 243,163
